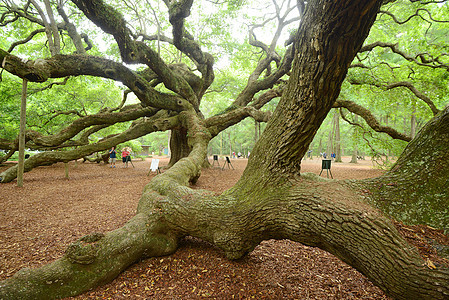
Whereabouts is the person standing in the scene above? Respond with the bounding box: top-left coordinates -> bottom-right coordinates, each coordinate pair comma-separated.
109,146 -> 117,168
121,148 -> 130,167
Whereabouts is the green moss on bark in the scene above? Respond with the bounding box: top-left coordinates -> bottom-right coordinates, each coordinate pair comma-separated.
356,107 -> 449,230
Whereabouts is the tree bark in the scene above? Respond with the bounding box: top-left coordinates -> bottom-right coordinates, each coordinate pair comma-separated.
334,111 -> 342,162
362,105 -> 449,230
17,79 -> 27,187
350,115 -> 359,163
167,128 -> 191,168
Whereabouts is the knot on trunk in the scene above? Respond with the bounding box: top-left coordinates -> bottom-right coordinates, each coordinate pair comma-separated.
23,58 -> 50,82
65,233 -> 104,264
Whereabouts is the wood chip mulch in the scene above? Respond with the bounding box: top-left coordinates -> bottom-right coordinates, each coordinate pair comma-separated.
0,157 -> 446,299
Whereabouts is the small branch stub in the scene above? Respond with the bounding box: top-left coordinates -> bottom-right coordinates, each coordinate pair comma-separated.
65,233 -> 104,264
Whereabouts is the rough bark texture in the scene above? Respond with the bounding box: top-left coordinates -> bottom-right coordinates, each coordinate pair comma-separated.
1,1 -> 448,300
246,0 -> 382,179
362,106 -> 449,230
167,128 -> 191,168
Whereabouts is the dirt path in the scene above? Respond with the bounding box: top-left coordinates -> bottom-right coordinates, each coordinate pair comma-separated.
0,156 -> 390,299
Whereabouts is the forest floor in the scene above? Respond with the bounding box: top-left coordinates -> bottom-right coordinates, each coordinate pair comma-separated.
1,156 -> 448,299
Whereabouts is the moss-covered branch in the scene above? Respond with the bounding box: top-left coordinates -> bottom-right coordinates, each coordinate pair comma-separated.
360,106 -> 449,229
0,113 -> 179,183
0,49 -> 189,111
0,213 -> 177,300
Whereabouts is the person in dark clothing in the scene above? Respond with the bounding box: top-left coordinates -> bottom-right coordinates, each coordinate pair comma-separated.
109,147 -> 117,168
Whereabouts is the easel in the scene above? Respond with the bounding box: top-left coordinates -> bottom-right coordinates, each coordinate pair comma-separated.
319,159 -> 333,179
147,158 -> 161,175
212,155 -> 220,167
125,155 -> 135,168
222,156 -> 234,170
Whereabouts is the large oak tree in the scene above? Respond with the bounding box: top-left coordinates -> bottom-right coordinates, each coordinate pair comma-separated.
0,0 -> 448,299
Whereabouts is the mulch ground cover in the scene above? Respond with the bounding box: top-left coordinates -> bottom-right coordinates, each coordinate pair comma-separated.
1,156 -> 447,299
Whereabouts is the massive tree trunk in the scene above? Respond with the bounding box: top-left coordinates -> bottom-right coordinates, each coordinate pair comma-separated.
167,128 -> 191,167
1,1 -> 448,300
362,105 -> 449,230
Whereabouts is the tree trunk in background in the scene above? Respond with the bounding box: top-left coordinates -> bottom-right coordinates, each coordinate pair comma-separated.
167,128 -> 190,167
228,131 -> 232,156
334,111 -> 342,162
17,79 -> 28,187
318,139 -> 322,156
350,115 -> 359,163
350,149 -> 358,163
326,129 -> 332,157
411,108 -> 417,139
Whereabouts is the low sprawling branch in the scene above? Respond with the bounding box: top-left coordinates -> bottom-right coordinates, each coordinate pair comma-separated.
1,105 -> 159,152
0,111 -> 179,183
334,99 -> 412,142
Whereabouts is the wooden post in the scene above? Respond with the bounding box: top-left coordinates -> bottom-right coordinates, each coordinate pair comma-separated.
64,162 -> 69,179
17,79 -> 28,187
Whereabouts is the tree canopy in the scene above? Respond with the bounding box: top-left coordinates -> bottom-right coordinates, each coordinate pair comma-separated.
0,0 -> 448,166
1,0 -> 449,299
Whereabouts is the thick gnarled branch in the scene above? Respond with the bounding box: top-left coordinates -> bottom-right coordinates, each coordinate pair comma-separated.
71,0 -> 201,109
334,99 -> 412,142
0,112 -> 180,183
0,49 -> 189,111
